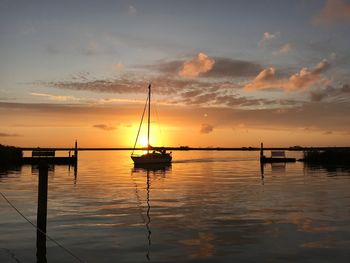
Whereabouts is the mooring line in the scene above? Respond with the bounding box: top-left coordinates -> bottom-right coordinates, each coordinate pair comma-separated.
0,191 -> 85,263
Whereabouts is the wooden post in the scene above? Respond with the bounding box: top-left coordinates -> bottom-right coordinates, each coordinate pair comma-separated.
37,161 -> 48,263
74,140 -> 78,159
260,142 -> 264,158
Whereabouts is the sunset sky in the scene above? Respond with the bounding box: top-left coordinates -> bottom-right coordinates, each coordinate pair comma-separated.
1,0 -> 349,147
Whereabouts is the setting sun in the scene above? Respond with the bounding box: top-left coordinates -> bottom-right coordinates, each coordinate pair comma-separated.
138,135 -> 148,148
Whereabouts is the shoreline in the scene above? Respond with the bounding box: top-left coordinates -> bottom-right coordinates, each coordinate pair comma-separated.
18,146 -> 350,151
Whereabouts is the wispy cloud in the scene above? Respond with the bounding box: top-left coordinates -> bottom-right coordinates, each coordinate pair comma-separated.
310,84 -> 350,102
37,76 -> 190,95
93,124 -> 117,131
258,31 -> 280,47
35,69 -> 295,109
245,59 -> 331,91
30,92 -> 80,101
179,53 -> 215,77
200,123 -> 214,134
0,132 -> 20,137
273,43 -> 292,55
314,0 -> 350,25
1,101 -> 350,133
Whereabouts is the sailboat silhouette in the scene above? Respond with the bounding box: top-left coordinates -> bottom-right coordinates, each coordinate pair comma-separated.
131,84 -> 172,165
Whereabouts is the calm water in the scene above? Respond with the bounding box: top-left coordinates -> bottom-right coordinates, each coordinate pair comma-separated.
1,151 -> 350,262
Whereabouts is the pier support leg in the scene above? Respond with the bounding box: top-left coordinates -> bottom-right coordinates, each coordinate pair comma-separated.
74,140 -> 78,160
37,161 -> 48,263
260,142 -> 264,158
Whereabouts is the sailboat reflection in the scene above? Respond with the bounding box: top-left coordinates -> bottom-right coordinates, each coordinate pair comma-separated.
131,164 -> 171,261
133,162 -> 171,171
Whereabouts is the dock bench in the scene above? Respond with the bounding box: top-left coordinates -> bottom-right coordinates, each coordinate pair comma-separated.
32,149 -> 56,157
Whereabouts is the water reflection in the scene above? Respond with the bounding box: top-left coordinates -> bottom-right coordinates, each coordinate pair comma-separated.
260,162 -> 290,179
131,165 -> 171,261
304,163 -> 350,175
0,165 -> 21,178
1,151 -> 350,262
30,164 -> 77,178
133,163 -> 171,172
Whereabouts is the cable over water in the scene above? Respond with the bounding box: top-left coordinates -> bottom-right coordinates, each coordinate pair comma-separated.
0,191 -> 85,263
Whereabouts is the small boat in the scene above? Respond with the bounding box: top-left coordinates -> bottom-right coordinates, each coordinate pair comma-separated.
131,84 -> 172,165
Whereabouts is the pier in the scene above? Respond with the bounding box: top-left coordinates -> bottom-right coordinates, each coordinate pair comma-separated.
260,143 -> 296,163
20,141 -> 78,165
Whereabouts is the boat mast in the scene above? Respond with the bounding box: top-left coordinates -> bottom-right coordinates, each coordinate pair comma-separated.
147,84 -> 151,153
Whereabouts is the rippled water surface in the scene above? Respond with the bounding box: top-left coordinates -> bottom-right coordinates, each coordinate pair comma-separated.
1,151 -> 350,262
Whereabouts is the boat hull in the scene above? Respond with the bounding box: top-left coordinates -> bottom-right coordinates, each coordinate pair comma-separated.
131,153 -> 172,164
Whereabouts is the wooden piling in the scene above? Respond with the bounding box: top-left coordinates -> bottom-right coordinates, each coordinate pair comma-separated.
74,140 -> 78,159
37,161 -> 48,263
260,142 -> 264,158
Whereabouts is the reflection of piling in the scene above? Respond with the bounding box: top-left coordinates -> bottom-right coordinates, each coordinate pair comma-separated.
37,161 -> 48,263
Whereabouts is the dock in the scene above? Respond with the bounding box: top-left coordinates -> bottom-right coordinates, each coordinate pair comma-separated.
260,143 -> 296,163
21,156 -> 77,165
20,141 -> 78,165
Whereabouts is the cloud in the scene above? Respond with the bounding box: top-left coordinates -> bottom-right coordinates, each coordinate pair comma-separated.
36,70 -> 293,109
128,5 -> 137,15
37,75 -> 192,95
204,58 -> 262,78
245,59 -> 331,91
255,67 -> 276,82
312,59 -> 331,74
30,92 -> 80,101
93,124 -> 116,131
288,59 -> 330,89
273,43 -> 292,55
0,132 -> 20,137
258,32 -> 280,47
1,100 -> 350,135
310,84 -> 350,102
314,0 -> 350,25
200,123 -> 214,134
145,57 -> 261,78
179,53 -> 215,77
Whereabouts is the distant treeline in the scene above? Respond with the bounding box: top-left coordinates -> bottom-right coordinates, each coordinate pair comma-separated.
0,144 -> 23,165
303,149 -> 350,164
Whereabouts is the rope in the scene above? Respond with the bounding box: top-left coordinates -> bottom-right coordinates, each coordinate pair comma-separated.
132,94 -> 149,155
0,191 -> 85,263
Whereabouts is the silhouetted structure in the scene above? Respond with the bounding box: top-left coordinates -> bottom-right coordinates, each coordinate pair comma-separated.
22,141 -> 78,165
260,143 -> 296,163
37,161 -> 48,263
0,144 -> 22,165
302,149 -> 350,164
131,84 -> 172,165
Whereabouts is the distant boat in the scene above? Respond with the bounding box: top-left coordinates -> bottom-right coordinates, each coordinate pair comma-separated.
131,84 -> 172,165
